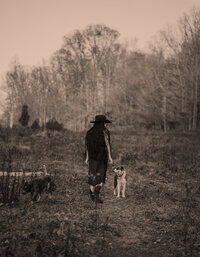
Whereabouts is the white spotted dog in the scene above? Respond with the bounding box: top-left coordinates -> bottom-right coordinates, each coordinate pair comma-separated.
113,166 -> 127,198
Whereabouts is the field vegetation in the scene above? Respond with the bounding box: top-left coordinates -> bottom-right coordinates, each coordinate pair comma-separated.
0,127 -> 199,257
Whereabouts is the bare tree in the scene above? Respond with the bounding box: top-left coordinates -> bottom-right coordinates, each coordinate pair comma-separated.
51,24 -> 120,130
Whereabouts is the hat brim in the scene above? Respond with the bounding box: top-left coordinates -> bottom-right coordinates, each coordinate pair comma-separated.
90,120 -> 111,123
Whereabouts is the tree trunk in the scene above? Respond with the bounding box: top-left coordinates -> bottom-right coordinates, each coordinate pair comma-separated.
192,77 -> 198,130
188,83 -> 193,131
43,88 -> 48,130
162,96 -> 167,132
9,107 -> 14,129
192,56 -> 198,130
43,104 -> 46,129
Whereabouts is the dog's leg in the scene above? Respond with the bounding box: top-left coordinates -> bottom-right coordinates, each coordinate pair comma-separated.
48,191 -> 52,199
114,187 -> 117,196
36,194 -> 41,202
122,183 -> 126,198
47,182 -> 50,191
114,175 -> 117,196
32,191 -> 40,202
31,192 -> 37,201
116,182 -> 121,198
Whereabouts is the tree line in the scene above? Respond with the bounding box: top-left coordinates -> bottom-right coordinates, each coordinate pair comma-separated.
1,7 -> 200,132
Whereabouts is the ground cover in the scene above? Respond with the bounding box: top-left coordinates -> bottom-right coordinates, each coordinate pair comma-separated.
0,129 -> 199,257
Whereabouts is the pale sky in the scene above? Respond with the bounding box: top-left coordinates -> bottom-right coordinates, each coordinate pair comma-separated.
0,0 -> 200,84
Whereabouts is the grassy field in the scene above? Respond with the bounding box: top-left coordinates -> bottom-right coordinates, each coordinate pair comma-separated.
0,128 -> 200,257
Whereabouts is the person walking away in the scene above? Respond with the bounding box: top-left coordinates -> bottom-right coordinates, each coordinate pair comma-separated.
85,115 -> 113,203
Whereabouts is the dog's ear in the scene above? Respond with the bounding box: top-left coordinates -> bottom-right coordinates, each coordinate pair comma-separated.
120,166 -> 124,171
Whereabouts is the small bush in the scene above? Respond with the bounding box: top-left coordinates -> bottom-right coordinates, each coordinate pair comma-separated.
46,119 -> 63,131
31,119 -> 40,130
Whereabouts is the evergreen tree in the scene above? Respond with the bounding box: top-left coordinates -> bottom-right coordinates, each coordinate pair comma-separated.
19,104 -> 30,127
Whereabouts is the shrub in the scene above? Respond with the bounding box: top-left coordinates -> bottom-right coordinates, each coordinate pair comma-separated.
46,118 -> 63,131
31,119 -> 40,130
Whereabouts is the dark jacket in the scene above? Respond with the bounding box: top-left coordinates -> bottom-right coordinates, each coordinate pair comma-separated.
85,124 -> 111,161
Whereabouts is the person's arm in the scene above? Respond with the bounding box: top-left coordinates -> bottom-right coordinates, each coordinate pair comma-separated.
104,131 -> 113,164
85,135 -> 89,164
85,147 -> 89,164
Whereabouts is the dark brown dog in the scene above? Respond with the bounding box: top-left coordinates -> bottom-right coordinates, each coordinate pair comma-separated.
22,176 -> 56,202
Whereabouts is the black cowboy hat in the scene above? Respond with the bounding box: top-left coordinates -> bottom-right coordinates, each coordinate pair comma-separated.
90,115 -> 111,123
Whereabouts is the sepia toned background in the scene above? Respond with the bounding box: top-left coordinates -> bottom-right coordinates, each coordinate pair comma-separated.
0,1 -> 200,257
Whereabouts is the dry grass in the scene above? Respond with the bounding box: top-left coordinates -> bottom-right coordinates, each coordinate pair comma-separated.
0,129 -> 200,257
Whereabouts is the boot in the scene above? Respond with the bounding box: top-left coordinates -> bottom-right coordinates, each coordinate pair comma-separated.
94,186 -> 103,204
89,189 -> 95,201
